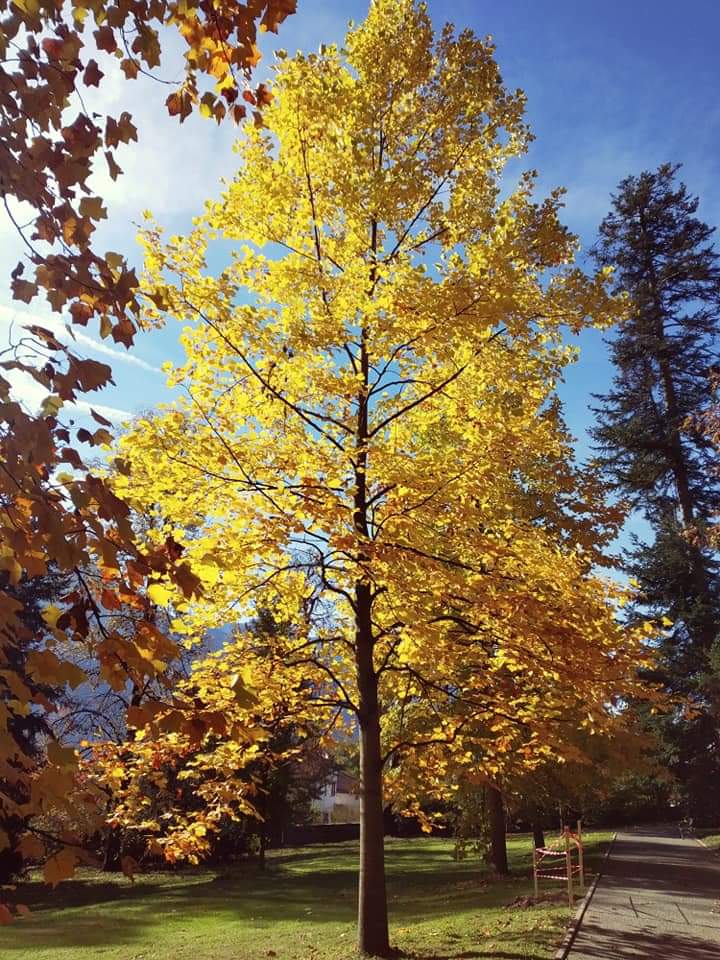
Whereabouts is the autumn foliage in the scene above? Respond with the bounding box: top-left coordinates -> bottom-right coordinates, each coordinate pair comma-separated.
0,0 -> 295,914
101,2 -> 662,953
0,1 -> 666,954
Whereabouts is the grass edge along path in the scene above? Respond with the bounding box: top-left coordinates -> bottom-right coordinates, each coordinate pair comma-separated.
0,831 -> 613,960
696,829 -> 720,852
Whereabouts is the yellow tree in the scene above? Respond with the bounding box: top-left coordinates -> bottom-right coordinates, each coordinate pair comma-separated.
86,618 -> 328,867
117,2 -> 657,953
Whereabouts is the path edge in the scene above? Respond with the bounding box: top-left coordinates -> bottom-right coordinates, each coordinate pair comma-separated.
553,831 -> 616,960
695,836 -> 720,857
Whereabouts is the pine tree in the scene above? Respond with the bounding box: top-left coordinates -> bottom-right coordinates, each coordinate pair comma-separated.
591,163 -> 720,819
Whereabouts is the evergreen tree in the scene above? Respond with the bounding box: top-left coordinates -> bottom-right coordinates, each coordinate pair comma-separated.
591,163 -> 720,820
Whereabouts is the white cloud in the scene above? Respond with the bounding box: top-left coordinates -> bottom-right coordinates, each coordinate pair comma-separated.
72,400 -> 131,423
3,364 -> 130,423
0,304 -> 160,373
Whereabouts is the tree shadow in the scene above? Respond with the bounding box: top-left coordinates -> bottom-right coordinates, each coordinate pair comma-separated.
570,921 -> 720,960
1,840 -> 568,954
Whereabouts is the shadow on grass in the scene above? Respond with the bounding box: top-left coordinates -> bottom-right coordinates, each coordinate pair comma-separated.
2,837 -> 580,953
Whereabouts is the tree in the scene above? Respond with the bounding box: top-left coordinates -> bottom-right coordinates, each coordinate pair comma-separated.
486,785 -> 508,874
87,618 -> 322,868
86,607 -> 336,870
591,163 -> 720,819
510,713 -> 655,829
0,0 -> 296,910
116,3 -> 659,953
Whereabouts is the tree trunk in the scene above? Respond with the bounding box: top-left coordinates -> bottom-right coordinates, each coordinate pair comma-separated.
258,823 -> 266,870
532,821 -> 545,850
257,783 -> 267,870
487,785 -> 508,875
103,826 -> 121,871
353,252 -> 390,956
356,582 -> 390,957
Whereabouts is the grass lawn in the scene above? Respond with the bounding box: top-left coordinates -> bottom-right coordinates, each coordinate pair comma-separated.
0,831 -> 613,960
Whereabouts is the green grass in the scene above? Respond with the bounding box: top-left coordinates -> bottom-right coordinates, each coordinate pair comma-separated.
696,829 -> 720,851
0,832 -> 612,960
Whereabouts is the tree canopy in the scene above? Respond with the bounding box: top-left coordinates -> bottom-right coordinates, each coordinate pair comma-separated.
102,2 -> 662,952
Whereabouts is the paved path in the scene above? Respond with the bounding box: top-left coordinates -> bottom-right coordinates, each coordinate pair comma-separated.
566,827 -> 720,959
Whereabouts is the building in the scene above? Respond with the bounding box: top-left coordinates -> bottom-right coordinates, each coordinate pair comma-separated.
311,771 -> 361,824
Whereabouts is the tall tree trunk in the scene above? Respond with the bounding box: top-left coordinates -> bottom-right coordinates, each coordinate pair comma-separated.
487,785 -> 508,875
356,581 -> 390,957
353,224 -> 390,957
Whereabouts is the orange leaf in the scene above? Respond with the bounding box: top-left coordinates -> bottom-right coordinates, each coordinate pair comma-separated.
43,848 -> 77,887
70,301 -> 93,326
101,587 -> 121,611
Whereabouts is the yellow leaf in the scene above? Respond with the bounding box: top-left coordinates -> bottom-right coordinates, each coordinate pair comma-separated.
230,668 -> 258,708
79,197 -> 107,220
11,0 -> 40,16
40,395 -> 63,417
147,583 -> 173,606
42,605 -> 62,628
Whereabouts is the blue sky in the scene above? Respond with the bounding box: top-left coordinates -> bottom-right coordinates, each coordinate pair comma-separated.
2,0 -> 719,472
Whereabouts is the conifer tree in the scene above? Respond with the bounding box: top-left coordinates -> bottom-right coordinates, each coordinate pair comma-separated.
591,163 -> 720,818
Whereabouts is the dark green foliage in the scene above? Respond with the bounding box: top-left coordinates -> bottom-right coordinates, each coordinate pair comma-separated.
451,785 -> 508,874
591,163 -> 720,820
581,772 -> 676,826
452,789 -> 491,863
592,163 -> 720,526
